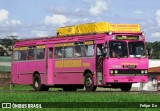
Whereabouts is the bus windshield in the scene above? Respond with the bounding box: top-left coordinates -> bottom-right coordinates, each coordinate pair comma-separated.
109,41 -> 128,58
128,41 -> 146,58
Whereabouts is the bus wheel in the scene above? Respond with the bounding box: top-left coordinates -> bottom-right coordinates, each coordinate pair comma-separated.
120,83 -> 132,91
84,73 -> 97,91
33,74 -> 43,91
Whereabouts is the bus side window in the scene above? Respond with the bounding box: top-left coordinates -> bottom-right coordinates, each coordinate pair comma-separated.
37,48 -> 45,60
74,42 -> 84,57
64,46 -> 73,58
19,50 -> 27,61
13,51 -> 19,61
54,47 -> 63,59
48,48 -> 53,58
27,47 -> 36,60
85,44 -> 94,57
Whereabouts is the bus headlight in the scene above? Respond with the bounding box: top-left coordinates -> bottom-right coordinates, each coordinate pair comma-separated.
145,70 -> 148,74
114,70 -> 118,74
110,70 -> 113,74
141,70 -> 145,74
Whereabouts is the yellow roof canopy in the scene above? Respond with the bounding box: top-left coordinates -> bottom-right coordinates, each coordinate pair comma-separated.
56,22 -> 141,36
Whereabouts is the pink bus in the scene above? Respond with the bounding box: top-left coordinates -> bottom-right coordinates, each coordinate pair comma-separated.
11,28 -> 148,92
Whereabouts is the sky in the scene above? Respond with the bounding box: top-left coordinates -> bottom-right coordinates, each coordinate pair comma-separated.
0,0 -> 160,42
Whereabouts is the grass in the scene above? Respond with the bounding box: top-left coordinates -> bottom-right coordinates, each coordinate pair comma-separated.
0,85 -> 159,111
1,91 -> 159,102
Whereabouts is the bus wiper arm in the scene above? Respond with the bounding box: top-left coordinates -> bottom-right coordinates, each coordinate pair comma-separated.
112,50 -> 120,59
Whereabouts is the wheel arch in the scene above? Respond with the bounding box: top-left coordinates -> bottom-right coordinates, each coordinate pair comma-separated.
33,71 -> 40,77
82,69 -> 93,83
83,69 -> 92,76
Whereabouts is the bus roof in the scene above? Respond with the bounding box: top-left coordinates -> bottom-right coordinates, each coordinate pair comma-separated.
14,32 -> 143,47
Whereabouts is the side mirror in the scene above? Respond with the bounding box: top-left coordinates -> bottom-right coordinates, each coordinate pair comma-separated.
147,48 -> 153,58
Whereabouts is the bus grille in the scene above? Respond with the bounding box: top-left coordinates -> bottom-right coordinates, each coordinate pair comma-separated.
117,70 -> 141,74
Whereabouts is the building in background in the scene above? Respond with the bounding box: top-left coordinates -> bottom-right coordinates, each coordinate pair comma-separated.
0,56 -> 11,87
142,60 -> 160,91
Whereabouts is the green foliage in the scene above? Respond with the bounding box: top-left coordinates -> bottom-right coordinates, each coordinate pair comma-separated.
0,38 -> 17,56
0,39 -> 16,48
146,42 -> 160,59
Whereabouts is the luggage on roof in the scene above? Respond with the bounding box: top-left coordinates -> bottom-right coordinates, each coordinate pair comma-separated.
56,22 -> 141,36
56,22 -> 109,36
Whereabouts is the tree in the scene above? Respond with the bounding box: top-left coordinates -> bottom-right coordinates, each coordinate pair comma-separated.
146,42 -> 160,59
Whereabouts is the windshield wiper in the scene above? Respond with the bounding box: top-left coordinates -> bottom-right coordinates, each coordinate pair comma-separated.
111,50 -> 120,59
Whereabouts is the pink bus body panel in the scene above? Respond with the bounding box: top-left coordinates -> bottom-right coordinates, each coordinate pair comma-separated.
47,59 -> 54,85
12,33 -> 148,87
103,58 -> 148,83
52,58 -> 95,85
12,61 -> 46,84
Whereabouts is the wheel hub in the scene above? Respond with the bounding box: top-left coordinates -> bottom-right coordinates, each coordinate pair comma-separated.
86,78 -> 92,86
35,81 -> 39,87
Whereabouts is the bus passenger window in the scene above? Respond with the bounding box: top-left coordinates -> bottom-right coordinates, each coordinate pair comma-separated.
64,46 -> 73,58
37,49 -> 45,60
13,51 -> 19,61
74,42 -> 84,57
48,48 -> 53,58
19,50 -> 27,61
54,47 -> 63,59
27,47 -> 36,60
85,45 -> 94,57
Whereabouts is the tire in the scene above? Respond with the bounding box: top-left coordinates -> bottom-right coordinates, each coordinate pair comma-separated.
120,83 -> 132,92
33,74 -> 48,91
63,85 -> 77,91
84,73 -> 97,91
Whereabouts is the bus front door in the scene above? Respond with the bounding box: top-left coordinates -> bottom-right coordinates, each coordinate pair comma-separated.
96,44 -> 103,85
